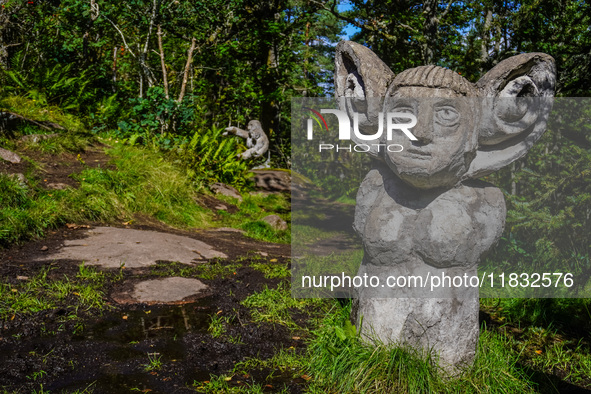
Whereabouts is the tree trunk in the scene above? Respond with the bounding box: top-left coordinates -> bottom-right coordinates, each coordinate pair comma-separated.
157,24 -> 169,99
82,0 -> 99,63
480,8 -> 493,70
138,0 -> 159,94
178,37 -> 196,103
421,0 -> 439,65
112,46 -> 118,92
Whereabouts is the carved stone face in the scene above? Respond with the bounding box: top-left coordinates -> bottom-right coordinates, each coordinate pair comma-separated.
335,41 -> 556,189
247,120 -> 257,131
247,120 -> 262,138
383,86 -> 478,189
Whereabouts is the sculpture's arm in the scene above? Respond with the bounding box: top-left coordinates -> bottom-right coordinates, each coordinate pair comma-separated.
223,126 -> 249,139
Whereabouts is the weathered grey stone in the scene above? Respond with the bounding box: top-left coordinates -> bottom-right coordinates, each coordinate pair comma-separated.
353,297 -> 480,367
35,226 -> 227,268
262,214 -> 288,231
131,277 -> 208,304
213,227 -> 245,234
252,169 -> 291,192
223,120 -> 269,160
46,182 -> 70,190
353,164 -> 506,271
211,182 -> 243,202
0,147 -> 21,163
334,40 -> 556,372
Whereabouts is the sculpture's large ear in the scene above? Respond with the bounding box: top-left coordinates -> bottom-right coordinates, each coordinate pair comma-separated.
465,53 -> 556,179
335,41 -> 395,158
335,41 -> 394,98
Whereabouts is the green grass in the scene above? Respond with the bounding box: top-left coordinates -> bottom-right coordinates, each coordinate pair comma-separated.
0,263 -> 110,320
221,277 -> 591,393
143,353 -> 163,372
69,143 -> 212,227
250,260 -> 290,279
193,375 -> 267,393
303,299 -> 591,393
208,314 -> 230,338
216,192 -> 291,244
291,224 -> 342,247
0,137 -> 290,247
21,132 -> 94,154
149,260 -> 241,280
196,261 -> 242,280
241,282 -> 325,329
0,95 -> 86,133
0,142 -> 213,247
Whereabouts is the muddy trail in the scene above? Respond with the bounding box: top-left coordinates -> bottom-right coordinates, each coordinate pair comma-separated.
0,245 -> 301,393
0,222 -> 304,393
0,144 -> 320,393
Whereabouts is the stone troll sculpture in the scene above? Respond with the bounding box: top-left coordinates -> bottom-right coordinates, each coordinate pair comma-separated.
223,119 -> 270,160
334,41 -> 555,370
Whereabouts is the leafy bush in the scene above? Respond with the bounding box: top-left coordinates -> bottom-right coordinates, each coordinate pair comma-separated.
116,86 -> 194,146
181,126 -> 252,190
3,61 -> 95,113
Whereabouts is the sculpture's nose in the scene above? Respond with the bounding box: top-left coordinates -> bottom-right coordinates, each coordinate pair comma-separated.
411,107 -> 433,145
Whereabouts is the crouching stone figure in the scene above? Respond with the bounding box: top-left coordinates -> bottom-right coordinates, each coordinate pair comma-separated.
223,120 -> 269,160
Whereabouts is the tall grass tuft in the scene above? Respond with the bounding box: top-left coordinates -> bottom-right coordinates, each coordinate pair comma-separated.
0,144 -> 212,247
306,301 -> 541,393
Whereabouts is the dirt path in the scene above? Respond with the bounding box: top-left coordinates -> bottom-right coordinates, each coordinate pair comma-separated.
0,220 -> 302,393
0,145 -> 312,392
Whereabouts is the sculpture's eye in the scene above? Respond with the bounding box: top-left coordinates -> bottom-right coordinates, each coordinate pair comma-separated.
434,106 -> 460,126
395,106 -> 414,114
391,106 -> 415,123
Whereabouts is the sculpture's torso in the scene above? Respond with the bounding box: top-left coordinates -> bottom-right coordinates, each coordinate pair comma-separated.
354,161 -> 507,270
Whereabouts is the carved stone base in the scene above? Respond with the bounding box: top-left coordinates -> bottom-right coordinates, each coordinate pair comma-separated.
351,295 -> 479,373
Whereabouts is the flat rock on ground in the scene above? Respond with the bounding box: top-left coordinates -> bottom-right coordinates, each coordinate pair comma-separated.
35,226 -> 227,268
251,169 -> 291,192
113,277 -> 209,304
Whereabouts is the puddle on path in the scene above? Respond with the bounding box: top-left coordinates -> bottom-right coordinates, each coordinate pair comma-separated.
2,298 -> 215,393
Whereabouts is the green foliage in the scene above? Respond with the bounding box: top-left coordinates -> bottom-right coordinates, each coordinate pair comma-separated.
306,301 -> 542,393
482,298 -> 591,333
483,109 -> 591,280
89,94 -> 121,132
249,260 -> 290,279
0,0 -> 344,168
0,173 -> 29,208
195,261 -> 241,280
69,144 -> 211,227
3,63 -> 96,113
182,126 -> 252,190
0,95 -> 86,133
480,298 -> 591,386
143,354 -> 163,372
215,192 -> 291,244
116,86 -> 195,145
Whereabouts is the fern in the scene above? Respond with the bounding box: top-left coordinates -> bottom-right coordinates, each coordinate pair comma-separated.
183,127 -> 252,190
